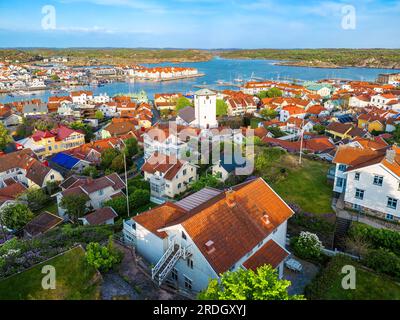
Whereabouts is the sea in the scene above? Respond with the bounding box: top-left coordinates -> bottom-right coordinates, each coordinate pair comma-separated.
1,56 -> 400,104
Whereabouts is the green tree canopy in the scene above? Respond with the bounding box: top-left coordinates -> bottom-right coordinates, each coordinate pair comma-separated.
101,148 -> 121,169
0,123 -> 12,151
216,99 -> 228,116
94,110 -> 104,120
104,196 -> 127,217
257,88 -> 283,100
82,166 -> 99,178
60,194 -> 88,222
85,239 -> 122,272
19,187 -> 50,211
313,124 -> 326,135
110,154 -> 125,173
0,203 -> 33,230
190,174 -> 222,192
124,137 -> 139,159
198,265 -> 304,300
34,119 -> 54,131
70,121 -> 94,143
260,108 -> 278,119
175,96 -> 192,111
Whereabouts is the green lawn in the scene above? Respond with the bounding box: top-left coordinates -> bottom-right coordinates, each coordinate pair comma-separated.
306,255 -> 400,300
0,246 -> 101,300
255,147 -> 333,214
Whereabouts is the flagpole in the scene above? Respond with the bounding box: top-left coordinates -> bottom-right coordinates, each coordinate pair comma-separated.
299,117 -> 305,165
124,152 -> 130,217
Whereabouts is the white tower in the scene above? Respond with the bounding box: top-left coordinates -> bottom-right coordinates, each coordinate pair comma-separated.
194,88 -> 218,129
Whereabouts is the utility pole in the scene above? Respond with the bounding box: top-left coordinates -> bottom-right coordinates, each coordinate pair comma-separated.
124,152 -> 130,217
299,117 -> 305,165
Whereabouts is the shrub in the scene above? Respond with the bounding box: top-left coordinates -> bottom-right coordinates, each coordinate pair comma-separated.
349,223 -> 400,255
85,238 -> 123,272
363,248 -> 400,279
291,231 -> 324,261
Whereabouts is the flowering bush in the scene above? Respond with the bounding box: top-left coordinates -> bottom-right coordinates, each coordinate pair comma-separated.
291,231 -> 324,261
85,238 -> 123,272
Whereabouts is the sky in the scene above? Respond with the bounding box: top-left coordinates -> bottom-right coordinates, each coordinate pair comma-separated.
0,0 -> 399,48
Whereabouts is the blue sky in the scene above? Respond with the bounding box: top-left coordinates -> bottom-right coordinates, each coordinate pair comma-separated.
0,0 -> 399,48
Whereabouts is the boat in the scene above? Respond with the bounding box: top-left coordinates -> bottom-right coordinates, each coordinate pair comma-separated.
216,80 -> 224,84
233,78 -> 244,83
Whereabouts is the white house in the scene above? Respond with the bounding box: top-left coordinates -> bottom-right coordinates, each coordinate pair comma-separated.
142,152 -> 197,199
332,145 -> 400,222
123,178 -> 293,294
70,91 -> 93,105
56,173 -> 125,218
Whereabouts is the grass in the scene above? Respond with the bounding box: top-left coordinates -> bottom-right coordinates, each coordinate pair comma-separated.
0,246 -> 101,300
255,147 -> 333,214
306,255 -> 400,300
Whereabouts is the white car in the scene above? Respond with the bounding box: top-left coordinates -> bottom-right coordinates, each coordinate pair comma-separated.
285,258 -> 303,272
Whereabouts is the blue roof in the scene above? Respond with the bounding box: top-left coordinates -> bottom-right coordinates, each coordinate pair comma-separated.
51,152 -> 80,170
217,153 -> 247,173
337,115 -> 353,124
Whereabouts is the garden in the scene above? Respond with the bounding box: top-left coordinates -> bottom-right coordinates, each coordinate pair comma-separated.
0,246 -> 102,300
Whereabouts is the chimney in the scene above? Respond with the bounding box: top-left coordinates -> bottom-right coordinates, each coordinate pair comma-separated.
225,189 -> 236,208
205,240 -> 216,254
261,213 -> 271,226
386,148 -> 396,164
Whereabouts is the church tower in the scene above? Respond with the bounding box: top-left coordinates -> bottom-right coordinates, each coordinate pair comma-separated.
194,88 -> 218,129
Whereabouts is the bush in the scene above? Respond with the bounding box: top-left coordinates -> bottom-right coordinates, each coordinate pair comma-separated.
291,231 -> 323,261
363,248 -> 400,279
349,223 -> 400,255
85,238 -> 123,272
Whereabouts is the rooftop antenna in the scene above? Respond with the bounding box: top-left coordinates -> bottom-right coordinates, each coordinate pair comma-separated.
123,152 -> 130,217
299,117 -> 305,165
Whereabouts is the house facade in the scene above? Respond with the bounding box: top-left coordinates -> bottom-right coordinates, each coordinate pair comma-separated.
333,145 -> 400,222
123,178 -> 293,294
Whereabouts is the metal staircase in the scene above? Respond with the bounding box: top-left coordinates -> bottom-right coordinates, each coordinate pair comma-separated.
151,240 -> 192,286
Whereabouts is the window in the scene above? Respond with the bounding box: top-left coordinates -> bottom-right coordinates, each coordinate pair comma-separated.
50,174 -> 54,180
187,259 -> 193,269
355,189 -> 364,200
183,169 -> 187,176
336,177 -> 344,188
171,268 -> 178,281
387,197 -> 397,209
373,175 -> 383,186
184,276 -> 192,290
257,241 -> 263,248
99,189 -> 104,196
352,204 -> 361,211
355,172 -> 360,181
338,164 -> 346,171
178,183 -> 182,189
386,214 -> 394,221
181,231 -> 187,240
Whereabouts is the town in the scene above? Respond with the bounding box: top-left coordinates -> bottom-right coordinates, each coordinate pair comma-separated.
1,55 -> 400,301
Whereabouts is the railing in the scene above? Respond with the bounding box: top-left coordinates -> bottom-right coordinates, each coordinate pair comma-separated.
157,248 -> 183,285
151,240 -> 176,280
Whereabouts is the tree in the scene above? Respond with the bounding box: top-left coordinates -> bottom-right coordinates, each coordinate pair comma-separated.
60,194 -> 88,222
70,121 -> 94,143
124,137 -> 139,159
291,231 -> 323,261
104,196 -> 127,217
257,88 -> 283,100
216,99 -> 228,116
198,265 -> 304,300
128,176 -> 150,192
101,148 -> 121,169
34,119 -> 54,131
95,110 -> 104,120
266,126 -> 285,138
260,108 -> 278,119
190,174 -> 221,192
0,123 -> 12,151
110,154 -> 125,173
175,96 -> 192,111
313,124 -> 326,135
82,166 -> 99,178
19,187 -> 50,211
85,239 -> 122,272
0,204 -> 33,230
129,189 -> 150,209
